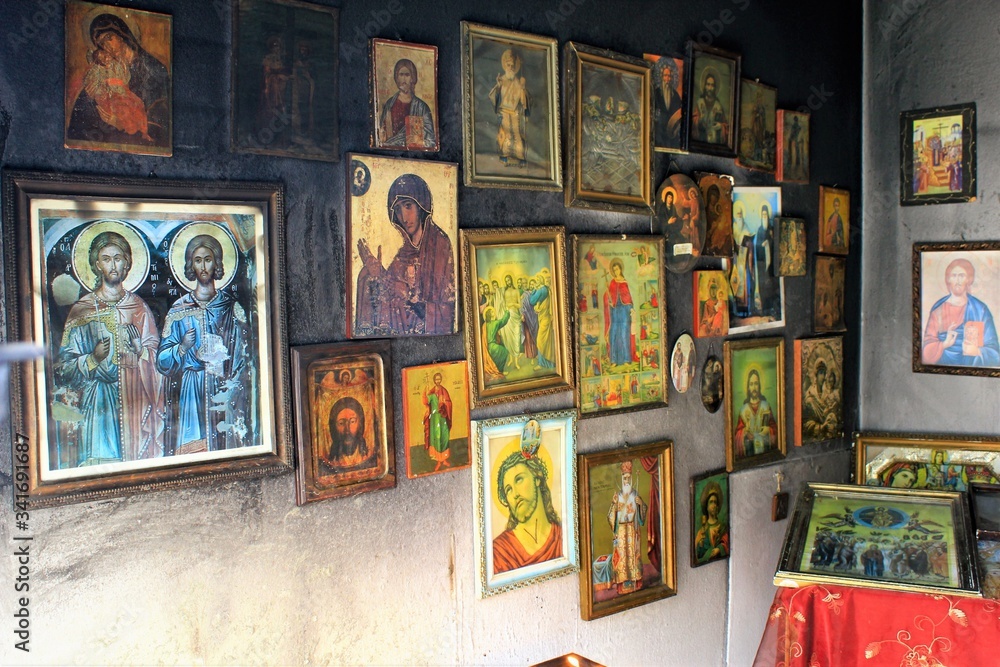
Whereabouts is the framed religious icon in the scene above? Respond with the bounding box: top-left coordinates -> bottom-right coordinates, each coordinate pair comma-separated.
2,170 -> 292,508
691,469 -> 730,567
913,242 -> 1000,376
814,255 -> 846,333
64,1 -> 172,156
654,174 -> 706,273
693,270 -> 729,338
291,341 -> 394,505
901,103 -> 976,206
461,227 -> 573,409
776,110 -> 810,184
793,336 -> 843,447
736,79 -> 777,172
400,360 -> 470,479
724,337 -> 786,472
685,43 -> 740,158
472,410 -> 579,598
775,482 -> 981,597
564,41 -> 652,214
697,172 -> 734,258
572,236 -> 667,417
971,484 -> 1000,541
701,353 -> 724,414
346,154 -> 459,339
979,538 -> 1000,599
774,217 -> 806,277
578,441 -> 677,620
729,186 -> 785,334
232,0 -> 339,162
370,38 -> 439,152
818,186 -> 850,255
670,333 -> 696,394
460,22 -> 561,191
643,53 -> 686,153
854,432 -> 1000,490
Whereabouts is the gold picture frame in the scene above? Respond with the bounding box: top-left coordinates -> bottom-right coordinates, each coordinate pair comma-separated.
578,441 -> 676,620
460,22 -> 561,191
853,432 -> 1000,490
472,410 -> 579,598
461,226 -> 574,409
564,41 -> 652,214
571,235 -> 668,418
775,482 -> 981,597
723,337 -> 786,472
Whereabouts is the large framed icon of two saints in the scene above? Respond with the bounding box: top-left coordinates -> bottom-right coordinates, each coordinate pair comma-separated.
3,171 -> 292,508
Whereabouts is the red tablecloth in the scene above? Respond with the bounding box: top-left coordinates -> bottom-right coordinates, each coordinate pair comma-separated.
753,584 -> 1000,666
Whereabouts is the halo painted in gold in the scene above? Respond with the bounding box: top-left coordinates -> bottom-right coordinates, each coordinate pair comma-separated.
71,219 -> 150,294
168,221 -> 239,292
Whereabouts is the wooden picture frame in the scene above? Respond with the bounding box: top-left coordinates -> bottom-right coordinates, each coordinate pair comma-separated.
775,482 -> 981,597
2,170 -> 292,508
291,341 -> 394,505
685,43 -> 740,158
912,242 -> 1000,376
345,154 -> 459,339
729,186 -> 785,334
461,226 -> 573,409
232,0 -> 339,162
64,1 -> 172,156
579,441 -> 676,620
724,337 -> 786,472
472,410 -> 579,598
818,185 -> 849,255
814,254 -> 846,333
793,336 -> 843,447
643,53 -> 687,154
901,103 -> 976,206
736,78 -> 777,172
776,109 -> 810,184
400,360 -> 470,479
774,217 -> 806,277
564,41 -> 652,214
690,469 -> 730,567
853,432 -> 1000,490
460,22 -> 561,191
572,235 -> 668,418
370,38 -> 440,152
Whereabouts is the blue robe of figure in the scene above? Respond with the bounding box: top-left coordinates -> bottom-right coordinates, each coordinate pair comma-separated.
528,285 -> 556,369
58,319 -> 122,462
925,293 -> 1000,367
157,290 -> 249,454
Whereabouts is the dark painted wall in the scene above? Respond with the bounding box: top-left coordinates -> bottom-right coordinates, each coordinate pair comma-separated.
0,1 -> 861,663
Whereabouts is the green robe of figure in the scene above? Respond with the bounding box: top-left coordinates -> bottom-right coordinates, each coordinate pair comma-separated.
428,393 -> 449,453
486,309 -> 511,372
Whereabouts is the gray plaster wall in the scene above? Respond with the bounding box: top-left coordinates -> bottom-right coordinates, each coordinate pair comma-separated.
0,1 -> 860,664
861,0 -> 1000,433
